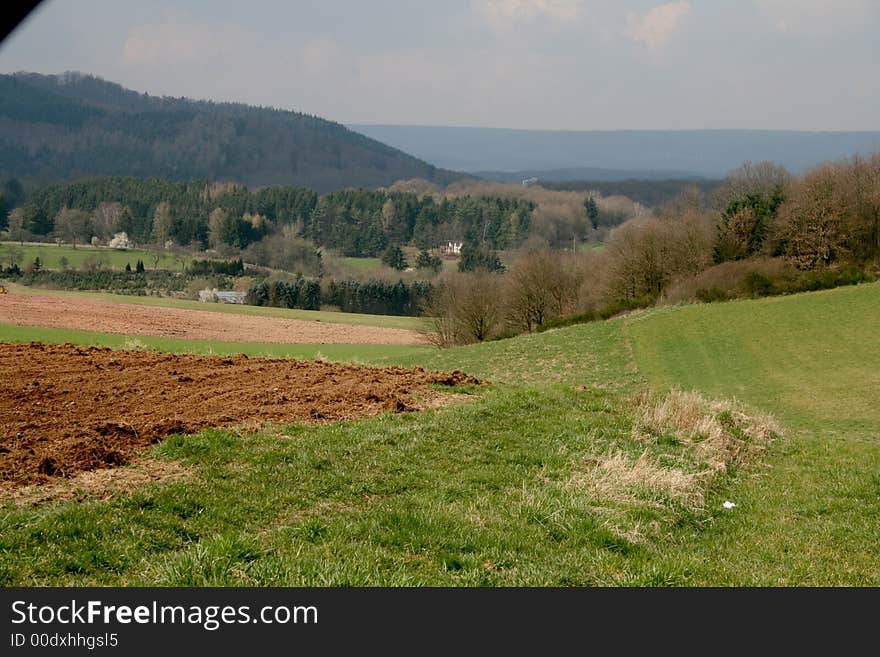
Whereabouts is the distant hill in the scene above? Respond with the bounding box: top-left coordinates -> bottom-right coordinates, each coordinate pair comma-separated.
349,124 -> 880,179
0,72 -> 466,192
473,166 -> 707,184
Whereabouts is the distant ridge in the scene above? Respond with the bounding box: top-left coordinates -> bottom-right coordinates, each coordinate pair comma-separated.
349,124 -> 880,179
0,72 -> 467,192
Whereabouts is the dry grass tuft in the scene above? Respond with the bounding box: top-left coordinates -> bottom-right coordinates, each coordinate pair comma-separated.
571,449 -> 706,510
569,390 -> 780,522
632,389 -> 780,473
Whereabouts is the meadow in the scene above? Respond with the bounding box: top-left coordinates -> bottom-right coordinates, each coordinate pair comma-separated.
1,242 -> 192,271
0,282 -> 877,585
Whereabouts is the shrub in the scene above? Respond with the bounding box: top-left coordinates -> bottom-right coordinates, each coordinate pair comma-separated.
695,287 -> 729,303
664,257 -> 791,304
740,272 -> 775,297
187,258 -> 245,276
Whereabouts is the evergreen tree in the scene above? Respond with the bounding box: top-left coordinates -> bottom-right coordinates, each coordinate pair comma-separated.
415,249 -> 442,273
584,196 -> 599,231
381,244 -> 408,271
458,242 -> 504,273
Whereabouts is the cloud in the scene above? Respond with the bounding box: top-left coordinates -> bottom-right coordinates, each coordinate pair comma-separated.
623,1 -> 691,50
753,0 -> 878,35
476,0 -> 585,27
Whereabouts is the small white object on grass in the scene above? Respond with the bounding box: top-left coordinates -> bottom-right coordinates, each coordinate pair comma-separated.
722,501 -> 737,509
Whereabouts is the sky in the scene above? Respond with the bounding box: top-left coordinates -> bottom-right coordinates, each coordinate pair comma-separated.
1,0 -> 878,131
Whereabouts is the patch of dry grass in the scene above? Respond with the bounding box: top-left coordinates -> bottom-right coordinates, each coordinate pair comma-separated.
632,389 -> 780,473
569,390 -> 780,535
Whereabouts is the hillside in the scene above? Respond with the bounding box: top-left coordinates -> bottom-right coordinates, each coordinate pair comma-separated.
2,283 -> 877,584
0,72 -> 465,192
349,124 -> 880,178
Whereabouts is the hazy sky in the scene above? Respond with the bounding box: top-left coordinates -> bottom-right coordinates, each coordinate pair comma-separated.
1,0 -> 878,131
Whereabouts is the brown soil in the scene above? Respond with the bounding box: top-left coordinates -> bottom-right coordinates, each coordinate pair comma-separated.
0,293 -> 428,345
0,342 -> 479,487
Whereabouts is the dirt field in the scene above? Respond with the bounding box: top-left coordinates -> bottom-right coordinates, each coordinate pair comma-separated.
0,293 -> 428,345
0,342 -> 478,487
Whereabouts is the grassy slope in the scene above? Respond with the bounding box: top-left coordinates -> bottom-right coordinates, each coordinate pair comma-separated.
625,284 -> 880,584
1,284 -> 877,585
3,284 -> 430,331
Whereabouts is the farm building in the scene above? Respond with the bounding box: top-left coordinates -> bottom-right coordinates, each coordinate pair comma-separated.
198,289 -> 246,304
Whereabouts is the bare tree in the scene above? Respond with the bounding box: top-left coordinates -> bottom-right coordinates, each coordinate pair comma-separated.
54,207 -> 91,248
90,202 -> 124,241
604,213 -> 714,302
506,250 -> 580,332
7,208 -> 26,244
207,207 -> 228,249
425,272 -> 505,346
151,201 -> 172,246
712,161 -> 792,211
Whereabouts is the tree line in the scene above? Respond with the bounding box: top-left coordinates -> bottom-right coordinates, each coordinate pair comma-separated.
3,176 -> 536,264
246,277 -> 433,316
429,155 -> 880,345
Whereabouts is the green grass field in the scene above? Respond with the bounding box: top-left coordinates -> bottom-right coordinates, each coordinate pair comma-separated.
1,242 -> 191,271
1,282 -> 878,585
336,256 -> 382,272
4,284 -> 430,331
0,324 -> 432,362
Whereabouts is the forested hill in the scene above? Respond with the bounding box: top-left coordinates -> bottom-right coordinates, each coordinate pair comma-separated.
0,72 -> 466,192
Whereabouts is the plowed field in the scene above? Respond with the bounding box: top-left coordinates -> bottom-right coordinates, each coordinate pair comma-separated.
0,292 -> 427,345
0,342 -> 478,486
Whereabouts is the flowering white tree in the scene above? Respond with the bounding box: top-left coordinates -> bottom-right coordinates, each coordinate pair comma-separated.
109,231 -> 133,249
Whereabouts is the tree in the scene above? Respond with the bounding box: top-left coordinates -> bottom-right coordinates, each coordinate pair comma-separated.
381,244 -> 408,271
2,178 -> 24,208
24,205 -> 52,235
208,207 -> 226,249
415,249 -> 442,273
152,200 -> 172,246
4,244 -> 23,269
135,259 -> 145,273
7,208 -> 26,244
506,250 -> 580,332
109,231 -> 133,249
91,202 -> 124,240
426,272 -> 505,346
836,153 -> 880,262
458,242 -> 504,273
712,161 -> 791,212
54,207 -> 91,248
604,214 -> 714,302
584,196 -> 599,231
713,190 -> 785,263
775,164 -> 849,269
